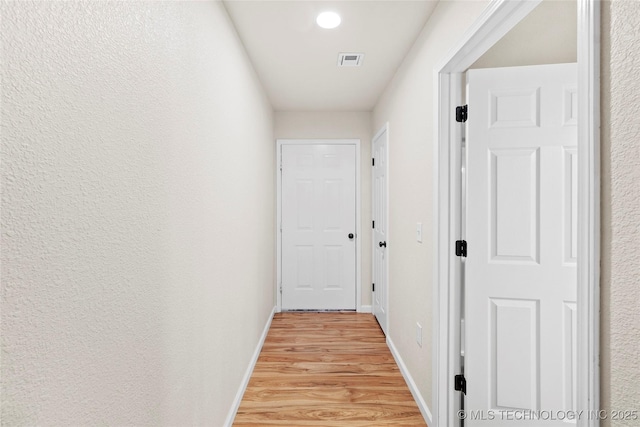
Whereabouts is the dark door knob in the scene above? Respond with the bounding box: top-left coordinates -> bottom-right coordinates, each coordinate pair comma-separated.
379,241 -> 387,247
348,233 -> 354,239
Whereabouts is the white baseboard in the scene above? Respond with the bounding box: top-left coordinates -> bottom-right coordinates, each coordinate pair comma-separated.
358,304 -> 372,313
386,336 -> 433,426
223,306 -> 276,427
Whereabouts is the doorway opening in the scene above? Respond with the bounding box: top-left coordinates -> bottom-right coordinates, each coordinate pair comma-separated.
432,1 -> 599,425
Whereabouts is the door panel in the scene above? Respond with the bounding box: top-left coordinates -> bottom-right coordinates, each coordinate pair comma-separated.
281,144 -> 356,310
490,298 -> 539,410
372,127 -> 388,334
489,147 -> 540,262
465,63 -> 577,425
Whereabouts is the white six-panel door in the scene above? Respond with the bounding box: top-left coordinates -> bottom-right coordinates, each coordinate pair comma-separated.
281,144 -> 357,310
372,126 -> 389,334
465,64 -> 577,425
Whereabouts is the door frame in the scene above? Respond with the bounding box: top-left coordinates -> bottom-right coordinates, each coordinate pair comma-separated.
276,139 -> 362,313
371,123 -> 390,334
432,1 -> 600,426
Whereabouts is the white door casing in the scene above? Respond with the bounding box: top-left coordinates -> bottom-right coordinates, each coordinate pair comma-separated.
280,143 -> 357,310
372,124 -> 389,334
465,64 -> 577,424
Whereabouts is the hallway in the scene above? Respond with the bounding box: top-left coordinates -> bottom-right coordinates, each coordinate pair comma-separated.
234,312 -> 426,426
1,1 -> 637,425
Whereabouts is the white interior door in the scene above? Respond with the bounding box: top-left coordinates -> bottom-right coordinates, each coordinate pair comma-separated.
465,63 -> 577,425
372,126 -> 389,334
281,144 -> 356,310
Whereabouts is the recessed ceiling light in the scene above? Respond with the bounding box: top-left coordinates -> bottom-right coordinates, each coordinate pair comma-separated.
316,11 -> 341,29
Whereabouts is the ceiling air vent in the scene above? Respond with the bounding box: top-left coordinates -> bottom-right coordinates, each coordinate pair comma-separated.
337,53 -> 364,67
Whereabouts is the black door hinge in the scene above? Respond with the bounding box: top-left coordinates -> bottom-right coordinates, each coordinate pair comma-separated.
454,374 -> 466,394
455,240 -> 467,257
372,283 -> 375,292
456,105 -> 468,123
372,158 -> 375,166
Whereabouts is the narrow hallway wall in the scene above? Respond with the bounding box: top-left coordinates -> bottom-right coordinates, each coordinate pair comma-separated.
1,2 -> 275,425
371,0 -> 640,420
371,0 -> 490,415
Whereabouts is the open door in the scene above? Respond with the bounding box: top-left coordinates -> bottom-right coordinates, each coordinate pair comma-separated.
464,63 -> 577,424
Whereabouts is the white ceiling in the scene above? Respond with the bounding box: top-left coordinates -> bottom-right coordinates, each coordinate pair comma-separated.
223,1 -> 438,111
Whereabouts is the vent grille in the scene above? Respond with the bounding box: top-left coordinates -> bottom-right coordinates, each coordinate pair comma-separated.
337,52 -> 364,67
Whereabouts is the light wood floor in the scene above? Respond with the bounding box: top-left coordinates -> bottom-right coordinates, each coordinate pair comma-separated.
234,312 -> 427,426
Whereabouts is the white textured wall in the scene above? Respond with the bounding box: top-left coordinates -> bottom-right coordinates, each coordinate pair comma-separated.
600,1 -> 640,424
1,1 -> 274,425
372,0 -> 490,412
274,111 -> 372,307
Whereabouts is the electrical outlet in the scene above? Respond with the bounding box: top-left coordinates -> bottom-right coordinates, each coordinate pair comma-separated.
416,322 -> 422,347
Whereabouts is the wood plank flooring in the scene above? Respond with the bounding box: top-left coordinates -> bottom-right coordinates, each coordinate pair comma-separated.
234,312 -> 427,426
